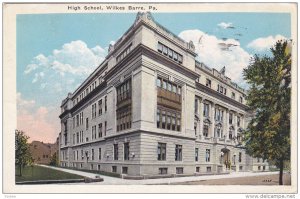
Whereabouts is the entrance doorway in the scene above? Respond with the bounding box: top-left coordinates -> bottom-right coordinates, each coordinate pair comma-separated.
221,148 -> 230,169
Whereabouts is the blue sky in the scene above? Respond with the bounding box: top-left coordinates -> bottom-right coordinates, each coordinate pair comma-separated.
16,12 -> 291,142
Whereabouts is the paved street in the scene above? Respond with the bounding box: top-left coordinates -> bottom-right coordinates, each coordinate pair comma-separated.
39,165 -> 282,185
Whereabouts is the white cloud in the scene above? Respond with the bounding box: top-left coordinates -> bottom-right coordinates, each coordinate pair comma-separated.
247,35 -> 287,51
24,40 -> 106,77
17,92 -> 35,111
179,29 -> 252,85
218,22 -> 233,29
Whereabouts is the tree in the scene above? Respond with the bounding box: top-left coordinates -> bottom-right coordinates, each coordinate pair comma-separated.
15,130 -> 32,176
49,152 -> 59,166
243,40 -> 291,185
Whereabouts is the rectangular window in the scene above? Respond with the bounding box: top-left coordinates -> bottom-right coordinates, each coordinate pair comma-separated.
203,125 -> 209,137
156,78 -> 162,87
195,99 -> 198,114
157,109 -> 161,128
207,166 -> 212,172
98,123 -> 102,138
98,165 -> 101,171
86,118 -> 89,130
206,79 -> 211,88
98,148 -> 101,160
113,144 -> 118,160
104,121 -> 107,136
105,96 -> 107,112
196,167 -> 200,173
237,116 -> 241,127
177,114 -> 181,131
112,166 -> 117,173
175,145 -> 182,161
206,149 -> 210,162
232,92 -> 236,99
176,167 -> 183,174
203,103 -> 209,117
157,42 -> 163,52
163,45 -> 168,55
91,149 -> 94,161
159,168 -> 168,175
98,99 -> 102,116
239,96 -> 243,103
239,152 -> 242,162
229,113 -> 233,124
124,142 -> 130,160
157,143 -> 166,161
195,148 -> 199,161
76,115 -> 79,127
122,167 -> 128,174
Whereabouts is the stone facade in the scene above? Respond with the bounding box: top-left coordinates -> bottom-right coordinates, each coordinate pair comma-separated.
58,12 -> 268,177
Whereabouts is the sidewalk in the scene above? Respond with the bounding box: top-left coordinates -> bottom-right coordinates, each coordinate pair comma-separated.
39,165 -> 279,185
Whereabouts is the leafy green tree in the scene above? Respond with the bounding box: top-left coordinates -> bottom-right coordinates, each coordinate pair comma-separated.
243,40 -> 291,185
49,152 -> 58,166
15,130 -> 32,176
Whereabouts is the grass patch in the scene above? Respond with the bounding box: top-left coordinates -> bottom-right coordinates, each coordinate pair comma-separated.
15,165 -> 84,182
54,166 -> 121,178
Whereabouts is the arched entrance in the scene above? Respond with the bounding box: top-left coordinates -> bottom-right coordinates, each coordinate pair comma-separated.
221,148 -> 230,170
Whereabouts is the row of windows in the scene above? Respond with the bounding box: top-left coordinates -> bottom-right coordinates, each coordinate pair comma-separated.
157,108 -> 181,132
116,79 -> 131,103
157,77 -> 182,95
73,112 -> 83,128
205,78 -> 244,103
73,73 -> 106,107
116,43 -> 132,63
116,107 -> 132,132
113,143 -> 130,161
157,42 -> 183,64
73,131 -> 84,145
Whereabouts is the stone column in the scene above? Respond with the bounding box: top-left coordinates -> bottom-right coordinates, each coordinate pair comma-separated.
199,98 -> 205,139
210,102 -> 215,138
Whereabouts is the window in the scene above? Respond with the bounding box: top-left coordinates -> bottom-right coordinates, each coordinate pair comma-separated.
195,148 -> 199,161
203,125 -> 209,137
175,145 -> 182,161
98,99 -> 102,116
207,167 -> 212,172
116,43 -> 132,63
157,109 -> 161,128
91,149 -> 94,160
159,168 -> 168,175
113,144 -> 118,160
239,152 -> 242,162
81,150 -> 83,160
98,123 -> 102,138
112,166 -> 117,173
116,79 -> 132,131
239,166 -> 243,171
122,167 -> 128,174
257,158 -> 260,163
98,148 -> 101,160
203,103 -> 209,117
231,92 -> 236,99
206,78 -> 211,88
196,167 -> 200,173
157,143 -> 166,161
239,96 -> 243,103
92,103 -> 97,118
105,96 -> 107,112
229,113 -> 233,124
98,165 -> 101,171
258,166 -> 261,171
205,149 -> 210,162
76,132 -> 79,143
124,142 -> 130,160
237,116 -> 241,127
157,78 -> 162,87
76,115 -> 79,127
176,167 -> 183,174
86,118 -> 89,130
104,121 -> 107,136
157,42 -> 183,64
116,107 -> 131,132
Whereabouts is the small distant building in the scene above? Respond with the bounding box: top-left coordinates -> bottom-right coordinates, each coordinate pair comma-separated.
29,140 -> 58,165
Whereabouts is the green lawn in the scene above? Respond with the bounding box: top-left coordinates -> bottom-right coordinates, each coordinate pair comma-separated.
15,165 -> 84,182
